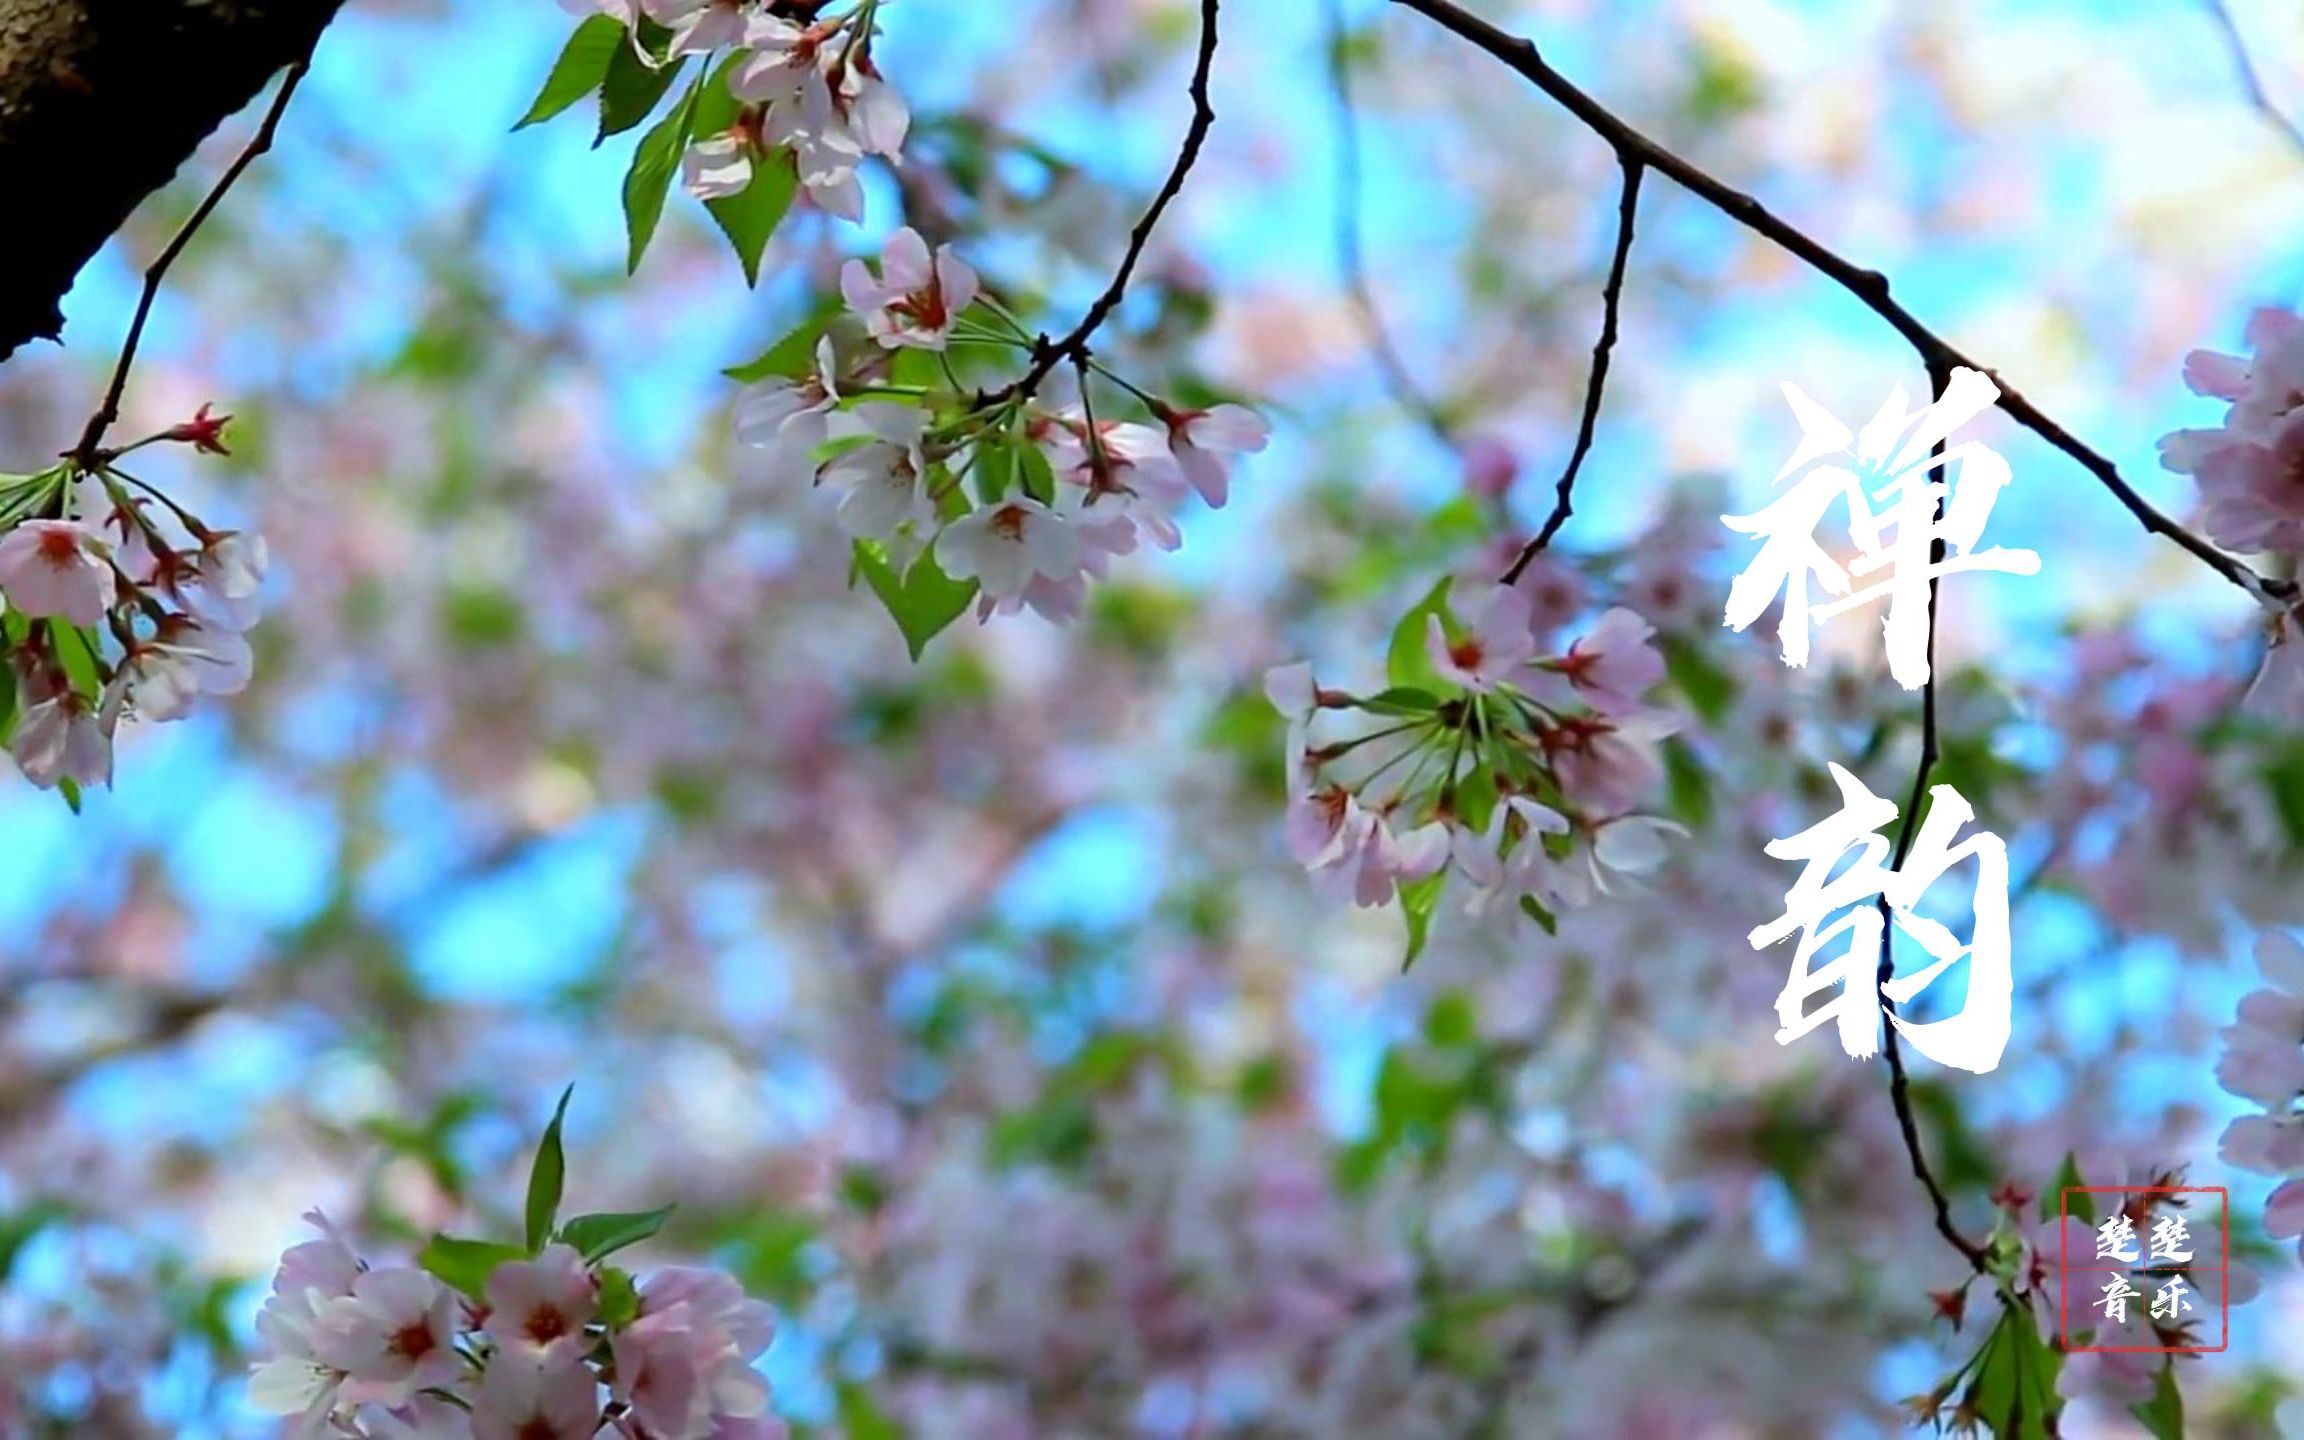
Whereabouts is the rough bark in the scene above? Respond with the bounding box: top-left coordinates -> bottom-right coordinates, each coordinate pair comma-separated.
0,0 -> 343,362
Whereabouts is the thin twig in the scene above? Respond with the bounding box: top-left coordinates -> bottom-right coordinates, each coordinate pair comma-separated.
1386,0 -> 2290,607
1320,0 -> 1455,446
1874,362 -> 1990,1277
1501,155 -> 1641,584
72,61 -> 310,469
2201,0 -> 2304,163
978,0 -> 1220,409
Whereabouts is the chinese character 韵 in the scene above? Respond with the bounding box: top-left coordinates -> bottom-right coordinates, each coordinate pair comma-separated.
1748,761 -> 2013,1074
1722,367 -> 2040,688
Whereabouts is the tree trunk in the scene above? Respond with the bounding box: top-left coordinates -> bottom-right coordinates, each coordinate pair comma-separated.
0,0 -> 344,362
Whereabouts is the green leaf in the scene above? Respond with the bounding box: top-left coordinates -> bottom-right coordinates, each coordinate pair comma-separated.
1360,685 -> 1439,717
596,22 -> 683,143
517,14 -> 624,129
705,147 -> 798,285
723,307 -> 832,383
837,1381 -> 904,1440
557,1206 -> 673,1263
621,72 -> 704,273
596,1264 -> 640,1327
0,659 -> 16,747
2129,1361 -> 2182,1440
47,621 -> 101,703
418,1234 -> 529,1298
857,540 -> 978,662
525,1085 -> 574,1253
1517,893 -> 1558,935
1659,632 -> 1735,722
1017,442 -> 1057,505
1399,869 -> 1446,972
2043,1151 -> 2090,1225
1424,991 -> 1477,1048
57,776 -> 82,814
973,435 -> 1018,505
1386,578 -> 1455,690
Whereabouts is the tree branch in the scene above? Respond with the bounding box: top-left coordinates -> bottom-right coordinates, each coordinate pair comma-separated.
2201,0 -> 2304,164
1321,0 -> 1455,447
981,0 -> 1220,407
1875,362 -> 1991,1277
73,61 -> 308,467
0,0 -> 341,363
1389,0 -> 2290,606
1501,155 -> 1641,584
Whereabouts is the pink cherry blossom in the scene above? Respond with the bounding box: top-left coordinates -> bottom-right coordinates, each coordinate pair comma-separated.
938,498 -> 1080,602
840,228 -> 979,351
1311,806 -> 1448,908
469,1340 -> 601,1440
1548,712 -> 1673,818
2214,929 -> 2304,1107
820,403 -> 933,543
1154,401 -> 1267,508
482,1244 -> 597,1350
735,337 -> 841,488
309,1267 -> 463,1407
1451,794 -> 1570,911
9,678 -> 114,791
1548,606 -> 1666,715
1424,583 -> 1536,692
0,519 -> 116,626
644,0 -> 746,54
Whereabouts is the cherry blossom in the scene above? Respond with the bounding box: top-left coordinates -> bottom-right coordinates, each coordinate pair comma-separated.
840,227 -> 979,351
0,518 -> 116,626
1425,582 -> 1537,692
819,402 -> 933,543
481,1244 -> 598,1350
938,497 -> 1080,601
468,1342 -> 601,1440
1152,401 -> 1267,508
309,1267 -> 463,1407
734,337 -> 841,488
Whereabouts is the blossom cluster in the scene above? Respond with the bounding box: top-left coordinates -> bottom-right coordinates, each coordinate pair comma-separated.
1265,579 -> 1682,954
2216,930 -> 2304,1262
2157,306 -> 2304,719
249,1094 -> 784,1439
0,407 -> 264,796
736,226 -> 1268,629
663,0 -> 908,218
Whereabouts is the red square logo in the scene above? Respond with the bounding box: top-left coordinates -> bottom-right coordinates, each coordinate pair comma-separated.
2057,1186 -> 2229,1354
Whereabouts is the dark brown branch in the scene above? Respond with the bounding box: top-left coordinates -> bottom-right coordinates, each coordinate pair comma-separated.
1389,0 -> 2290,606
1501,155 -> 1641,584
1320,0 -> 1455,447
2202,0 -> 2304,163
0,0 -> 343,362
981,0 -> 1220,408
73,61 -> 308,468
1875,362 -> 1991,1277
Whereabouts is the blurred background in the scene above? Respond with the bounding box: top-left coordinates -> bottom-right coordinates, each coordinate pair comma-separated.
3,0 -> 2304,1433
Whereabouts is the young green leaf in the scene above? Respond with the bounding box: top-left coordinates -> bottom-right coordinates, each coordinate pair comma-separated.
621,73 -> 704,273
2042,1151 -> 2091,1224
556,1205 -> 674,1263
516,14 -> 624,130
1386,578 -> 1456,691
524,1085 -> 574,1253
596,1264 -> 641,1327
596,23 -> 684,144
1399,870 -> 1446,972
2128,1361 -> 2182,1440
417,1234 -> 529,1298
705,149 -> 799,286
855,541 -> 978,662
723,306 -> 834,384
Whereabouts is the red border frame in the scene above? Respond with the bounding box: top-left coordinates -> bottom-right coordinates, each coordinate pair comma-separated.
2058,1186 -> 2229,1354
